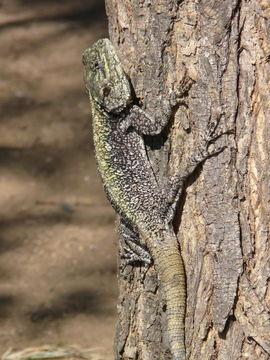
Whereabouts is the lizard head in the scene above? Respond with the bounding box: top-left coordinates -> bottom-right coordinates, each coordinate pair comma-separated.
83,38 -> 132,114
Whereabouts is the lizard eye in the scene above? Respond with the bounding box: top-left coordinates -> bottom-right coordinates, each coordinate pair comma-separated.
103,86 -> 111,97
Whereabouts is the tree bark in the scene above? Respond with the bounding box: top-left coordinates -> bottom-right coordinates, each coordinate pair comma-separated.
104,0 -> 270,359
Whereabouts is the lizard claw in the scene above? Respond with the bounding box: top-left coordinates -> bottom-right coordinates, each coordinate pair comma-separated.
190,128 -> 231,165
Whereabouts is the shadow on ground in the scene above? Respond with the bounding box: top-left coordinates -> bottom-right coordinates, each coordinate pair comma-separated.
0,1 -> 117,359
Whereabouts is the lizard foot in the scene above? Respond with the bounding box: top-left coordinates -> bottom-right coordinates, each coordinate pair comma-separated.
120,238 -> 152,282
190,128 -> 231,165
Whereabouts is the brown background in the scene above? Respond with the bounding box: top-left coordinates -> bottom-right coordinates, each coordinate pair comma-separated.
0,1 -> 117,359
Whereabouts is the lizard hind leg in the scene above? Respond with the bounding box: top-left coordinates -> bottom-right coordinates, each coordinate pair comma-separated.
118,219 -> 152,281
164,126 -> 230,223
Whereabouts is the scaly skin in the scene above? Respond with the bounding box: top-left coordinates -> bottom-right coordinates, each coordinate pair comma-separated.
145,230 -> 186,359
83,38 -> 224,360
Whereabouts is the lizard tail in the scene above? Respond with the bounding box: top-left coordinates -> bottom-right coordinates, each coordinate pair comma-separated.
148,232 -> 186,360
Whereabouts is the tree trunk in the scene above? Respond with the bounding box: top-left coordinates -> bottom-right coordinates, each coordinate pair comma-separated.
104,0 -> 270,359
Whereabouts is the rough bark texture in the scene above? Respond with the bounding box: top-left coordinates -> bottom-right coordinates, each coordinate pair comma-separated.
104,1 -> 270,359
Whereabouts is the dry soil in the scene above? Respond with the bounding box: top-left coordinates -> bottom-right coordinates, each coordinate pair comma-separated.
0,1 -> 117,359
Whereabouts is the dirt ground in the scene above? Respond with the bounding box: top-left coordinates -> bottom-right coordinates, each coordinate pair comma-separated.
0,1 -> 118,359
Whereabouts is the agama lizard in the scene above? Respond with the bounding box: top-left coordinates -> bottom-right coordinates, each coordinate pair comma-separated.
83,38 -> 224,360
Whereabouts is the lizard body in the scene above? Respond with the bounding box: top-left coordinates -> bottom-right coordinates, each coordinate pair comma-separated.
83,38 -> 223,360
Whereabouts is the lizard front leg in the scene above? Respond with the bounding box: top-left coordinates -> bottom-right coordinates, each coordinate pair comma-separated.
119,104 -> 170,135
119,79 -> 194,136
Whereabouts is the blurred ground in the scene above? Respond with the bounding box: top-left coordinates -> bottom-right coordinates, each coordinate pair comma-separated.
0,1 -> 118,359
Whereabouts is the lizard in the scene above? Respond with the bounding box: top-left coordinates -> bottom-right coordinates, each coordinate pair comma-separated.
82,38 -> 224,360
